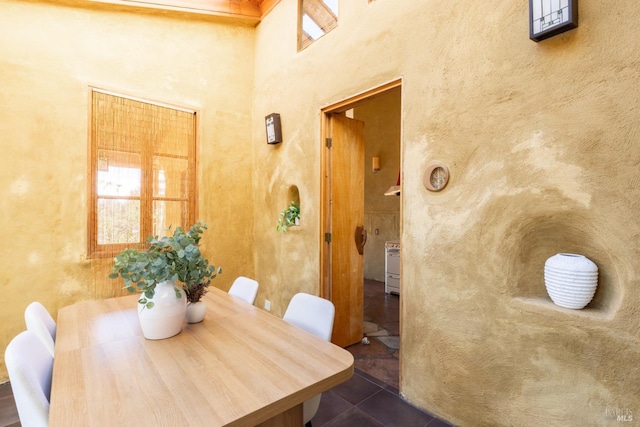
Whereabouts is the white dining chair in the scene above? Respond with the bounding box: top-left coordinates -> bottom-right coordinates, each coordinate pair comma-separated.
24,302 -> 57,358
4,330 -> 54,427
283,293 -> 335,427
228,276 -> 259,305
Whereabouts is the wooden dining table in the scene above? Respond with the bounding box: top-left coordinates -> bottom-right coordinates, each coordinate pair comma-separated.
48,287 -> 354,426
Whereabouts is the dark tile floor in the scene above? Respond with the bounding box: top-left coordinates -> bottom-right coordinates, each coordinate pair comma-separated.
348,279 -> 401,389
310,369 -> 452,427
310,279 -> 454,427
0,382 -> 19,427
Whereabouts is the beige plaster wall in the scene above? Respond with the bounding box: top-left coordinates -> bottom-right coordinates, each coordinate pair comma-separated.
253,1 -> 640,425
0,1 -> 256,380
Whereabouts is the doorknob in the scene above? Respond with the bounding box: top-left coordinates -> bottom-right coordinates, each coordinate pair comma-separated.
354,226 -> 367,255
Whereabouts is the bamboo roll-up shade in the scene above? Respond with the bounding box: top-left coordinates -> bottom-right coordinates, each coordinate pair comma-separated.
89,90 -> 196,257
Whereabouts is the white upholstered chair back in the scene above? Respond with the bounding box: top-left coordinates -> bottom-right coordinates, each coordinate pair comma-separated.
24,302 -> 56,358
5,330 -> 54,427
283,293 -> 336,425
228,276 -> 259,305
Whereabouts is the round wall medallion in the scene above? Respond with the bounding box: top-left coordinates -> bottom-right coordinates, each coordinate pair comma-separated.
423,162 -> 449,192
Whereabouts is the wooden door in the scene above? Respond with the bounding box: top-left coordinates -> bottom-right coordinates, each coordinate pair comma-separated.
325,114 -> 365,348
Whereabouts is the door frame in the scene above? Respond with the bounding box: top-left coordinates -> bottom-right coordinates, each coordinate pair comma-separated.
319,77 -> 403,302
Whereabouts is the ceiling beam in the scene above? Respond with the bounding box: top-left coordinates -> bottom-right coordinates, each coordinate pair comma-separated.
257,0 -> 279,17
123,0 -> 260,18
86,0 -> 280,23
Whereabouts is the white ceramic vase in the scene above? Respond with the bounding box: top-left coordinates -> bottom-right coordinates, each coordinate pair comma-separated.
185,301 -> 206,323
544,253 -> 598,309
138,280 -> 186,339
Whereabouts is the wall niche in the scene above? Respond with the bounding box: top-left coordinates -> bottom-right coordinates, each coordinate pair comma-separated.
505,213 -> 621,317
286,185 -> 300,209
276,185 -> 301,232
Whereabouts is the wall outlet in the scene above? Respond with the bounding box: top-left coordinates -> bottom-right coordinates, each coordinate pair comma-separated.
264,299 -> 271,311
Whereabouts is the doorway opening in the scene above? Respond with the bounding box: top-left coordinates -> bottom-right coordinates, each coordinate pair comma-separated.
320,79 -> 402,388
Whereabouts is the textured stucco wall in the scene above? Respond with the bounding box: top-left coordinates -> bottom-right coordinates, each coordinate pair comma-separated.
0,1 -> 256,380
253,1 -> 640,426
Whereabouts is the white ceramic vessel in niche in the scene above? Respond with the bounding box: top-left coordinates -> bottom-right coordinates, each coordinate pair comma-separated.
544,253 -> 598,309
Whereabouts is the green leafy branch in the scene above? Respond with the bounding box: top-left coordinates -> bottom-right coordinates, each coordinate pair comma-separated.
276,201 -> 301,232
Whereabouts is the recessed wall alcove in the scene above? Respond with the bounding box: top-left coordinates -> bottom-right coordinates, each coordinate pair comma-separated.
286,185 -> 300,206
505,212 -> 622,318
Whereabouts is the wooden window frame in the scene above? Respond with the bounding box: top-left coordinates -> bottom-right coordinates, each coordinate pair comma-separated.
298,0 -> 338,50
87,89 -> 198,259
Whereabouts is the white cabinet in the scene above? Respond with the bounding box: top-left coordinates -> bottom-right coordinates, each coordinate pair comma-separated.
385,241 -> 400,295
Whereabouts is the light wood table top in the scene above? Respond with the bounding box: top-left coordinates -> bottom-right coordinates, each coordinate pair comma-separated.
49,287 -> 354,426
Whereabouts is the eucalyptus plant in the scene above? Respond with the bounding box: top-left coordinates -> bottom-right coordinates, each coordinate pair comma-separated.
276,201 -> 301,232
109,222 -> 222,308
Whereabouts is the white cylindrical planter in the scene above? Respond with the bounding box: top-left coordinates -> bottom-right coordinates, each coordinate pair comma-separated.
138,280 -> 186,339
544,253 -> 598,309
185,301 -> 206,323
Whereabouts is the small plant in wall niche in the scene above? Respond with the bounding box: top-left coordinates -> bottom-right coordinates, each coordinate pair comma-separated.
277,201 -> 300,232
